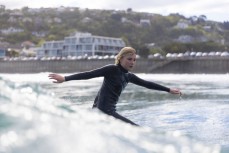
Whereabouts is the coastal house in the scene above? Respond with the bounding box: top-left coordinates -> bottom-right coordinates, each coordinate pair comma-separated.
53,17 -> 62,23
36,32 -> 125,58
175,19 -> 190,29
175,35 -> 208,43
175,35 -> 194,43
22,17 -> 33,23
140,19 -> 151,27
0,5 -> 5,11
1,27 -> 24,35
0,42 -> 9,58
81,17 -> 92,23
203,25 -> 211,31
27,8 -> 42,14
0,49 -> 6,59
21,41 -> 35,49
8,16 -> 17,23
32,31 -> 47,38
56,6 -> 68,12
121,17 -> 135,25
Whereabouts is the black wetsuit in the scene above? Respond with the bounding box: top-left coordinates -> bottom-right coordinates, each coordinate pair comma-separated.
65,64 -> 170,125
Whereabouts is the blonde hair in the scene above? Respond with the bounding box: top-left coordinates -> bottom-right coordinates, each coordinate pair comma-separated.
115,47 -> 136,65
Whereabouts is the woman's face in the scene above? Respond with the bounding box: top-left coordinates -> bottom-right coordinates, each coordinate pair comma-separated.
120,53 -> 136,71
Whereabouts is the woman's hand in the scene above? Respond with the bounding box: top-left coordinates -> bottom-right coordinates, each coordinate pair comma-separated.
48,73 -> 65,83
169,88 -> 182,96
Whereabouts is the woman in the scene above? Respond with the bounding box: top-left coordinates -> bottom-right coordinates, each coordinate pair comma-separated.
49,47 -> 181,126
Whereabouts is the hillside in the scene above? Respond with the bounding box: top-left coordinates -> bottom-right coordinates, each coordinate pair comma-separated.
0,6 -> 229,56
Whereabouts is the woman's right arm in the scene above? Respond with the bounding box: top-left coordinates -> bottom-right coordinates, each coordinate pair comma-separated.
49,65 -> 115,83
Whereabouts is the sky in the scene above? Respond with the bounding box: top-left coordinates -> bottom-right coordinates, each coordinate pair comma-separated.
1,0 -> 229,22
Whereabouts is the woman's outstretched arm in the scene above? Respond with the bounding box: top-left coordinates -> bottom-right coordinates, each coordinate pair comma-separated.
48,73 -> 65,83
129,73 -> 181,95
169,88 -> 182,95
48,65 -> 115,83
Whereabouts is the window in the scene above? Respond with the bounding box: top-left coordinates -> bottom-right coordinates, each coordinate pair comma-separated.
65,38 -> 71,44
85,37 -> 91,43
71,45 -> 75,50
76,45 -> 82,51
85,45 -> 92,50
79,38 -> 85,43
53,43 -> 58,48
71,38 -> 76,43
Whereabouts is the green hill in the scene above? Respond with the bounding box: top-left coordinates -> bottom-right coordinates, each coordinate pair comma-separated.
0,6 -> 229,56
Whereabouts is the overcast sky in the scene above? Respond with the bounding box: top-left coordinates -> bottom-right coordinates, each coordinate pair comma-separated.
1,0 -> 229,22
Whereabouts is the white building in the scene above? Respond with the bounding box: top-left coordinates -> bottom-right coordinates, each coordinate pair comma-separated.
1,27 -> 24,35
37,32 -> 125,58
140,19 -> 151,27
36,40 -> 64,58
175,20 -> 190,29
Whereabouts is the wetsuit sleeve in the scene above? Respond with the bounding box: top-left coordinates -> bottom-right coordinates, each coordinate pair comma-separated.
129,73 -> 170,92
65,65 -> 114,81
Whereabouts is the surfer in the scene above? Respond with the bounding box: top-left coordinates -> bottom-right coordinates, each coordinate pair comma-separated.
49,47 -> 181,126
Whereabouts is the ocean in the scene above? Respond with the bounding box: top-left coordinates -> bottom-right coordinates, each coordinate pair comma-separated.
0,73 -> 228,153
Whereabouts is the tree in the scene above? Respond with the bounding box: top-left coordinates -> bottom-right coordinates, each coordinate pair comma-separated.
138,45 -> 150,58
6,49 -> 19,57
163,42 -> 187,53
222,21 -> 229,30
127,8 -> 132,13
111,13 -> 122,22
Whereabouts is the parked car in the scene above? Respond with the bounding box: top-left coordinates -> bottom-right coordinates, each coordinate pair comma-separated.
221,51 -> 229,57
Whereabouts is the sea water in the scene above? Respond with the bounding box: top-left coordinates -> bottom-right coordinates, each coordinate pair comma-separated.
0,73 -> 228,153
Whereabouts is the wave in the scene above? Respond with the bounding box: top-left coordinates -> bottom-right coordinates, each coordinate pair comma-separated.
0,77 -> 221,153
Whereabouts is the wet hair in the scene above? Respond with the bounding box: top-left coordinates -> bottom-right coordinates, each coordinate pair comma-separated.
115,47 -> 136,65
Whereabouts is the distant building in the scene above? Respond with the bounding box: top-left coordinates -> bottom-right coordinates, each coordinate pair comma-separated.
0,49 -> 6,58
36,32 -> 125,58
36,40 -> 64,58
21,41 -> 35,49
81,17 -> 92,23
0,42 -> 8,58
175,19 -> 190,29
1,27 -> 24,35
175,35 -> 194,43
0,5 -> 5,10
140,19 -> 151,27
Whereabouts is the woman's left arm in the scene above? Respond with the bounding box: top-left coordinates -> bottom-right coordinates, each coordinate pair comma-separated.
169,88 -> 182,95
129,73 -> 181,95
